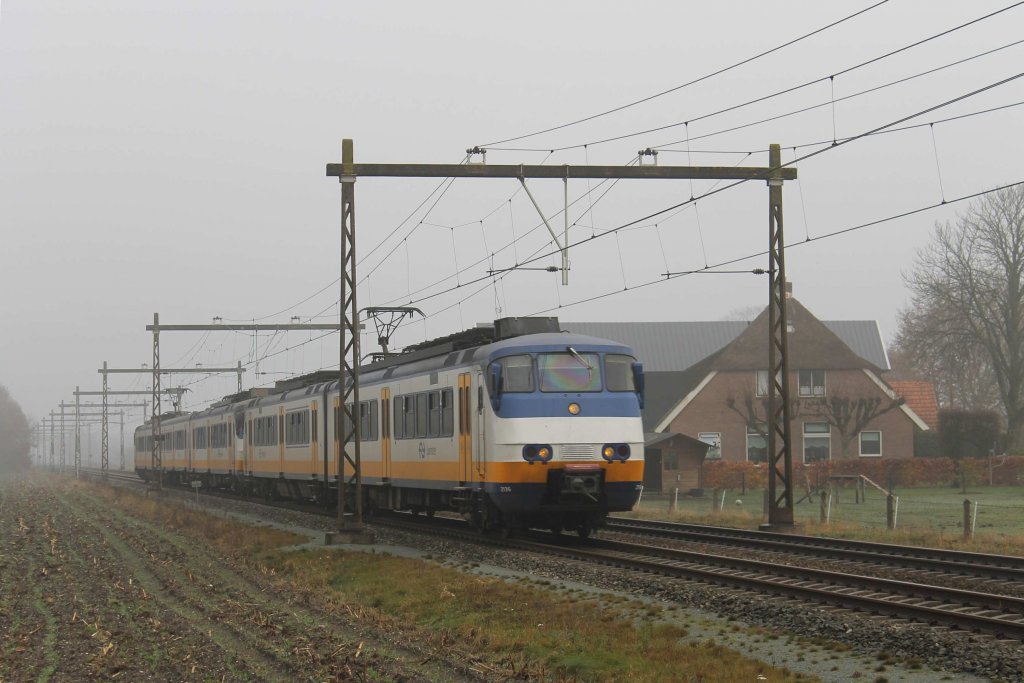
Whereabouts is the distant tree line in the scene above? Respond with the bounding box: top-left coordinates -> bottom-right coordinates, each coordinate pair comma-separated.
0,383 -> 31,472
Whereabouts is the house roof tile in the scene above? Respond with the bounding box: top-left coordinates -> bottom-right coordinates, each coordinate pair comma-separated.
889,380 -> 940,429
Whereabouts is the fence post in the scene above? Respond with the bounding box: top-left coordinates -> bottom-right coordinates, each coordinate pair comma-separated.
712,488 -> 719,514
886,494 -> 895,530
820,490 -> 827,523
669,487 -> 678,514
963,499 -> 972,541
763,489 -> 769,519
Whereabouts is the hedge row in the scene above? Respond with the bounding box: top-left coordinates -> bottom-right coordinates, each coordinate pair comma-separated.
702,455 -> 1024,490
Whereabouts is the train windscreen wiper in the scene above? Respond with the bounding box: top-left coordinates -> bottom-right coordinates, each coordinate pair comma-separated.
566,346 -> 593,378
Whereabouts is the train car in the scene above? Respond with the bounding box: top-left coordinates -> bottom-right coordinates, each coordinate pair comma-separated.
135,317 -> 645,535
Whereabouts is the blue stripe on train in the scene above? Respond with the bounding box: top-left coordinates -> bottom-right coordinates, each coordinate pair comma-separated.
495,392 -> 640,419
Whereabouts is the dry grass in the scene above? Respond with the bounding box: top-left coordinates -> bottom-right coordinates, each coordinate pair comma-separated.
82,481 -> 305,553
266,549 -> 812,683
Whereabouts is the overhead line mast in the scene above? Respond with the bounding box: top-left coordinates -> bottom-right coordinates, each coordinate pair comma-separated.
143,318 -> 341,489
326,140 -> 799,529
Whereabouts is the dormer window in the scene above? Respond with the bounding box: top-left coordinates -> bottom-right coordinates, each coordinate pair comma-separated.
798,369 -> 826,396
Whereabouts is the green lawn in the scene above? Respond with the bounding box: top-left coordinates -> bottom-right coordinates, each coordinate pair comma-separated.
630,485 -> 1024,543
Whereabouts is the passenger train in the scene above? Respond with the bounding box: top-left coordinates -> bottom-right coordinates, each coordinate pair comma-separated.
135,317 -> 645,535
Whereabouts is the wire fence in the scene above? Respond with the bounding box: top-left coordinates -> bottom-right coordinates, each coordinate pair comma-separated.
632,482 -> 1024,540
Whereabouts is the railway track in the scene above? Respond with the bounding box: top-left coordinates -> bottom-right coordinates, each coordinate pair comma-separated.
605,517 -> 1024,583
380,513 -> 1024,642
74,469 -> 1024,642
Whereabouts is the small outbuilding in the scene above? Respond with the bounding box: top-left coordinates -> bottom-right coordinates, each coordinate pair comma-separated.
643,432 -> 711,493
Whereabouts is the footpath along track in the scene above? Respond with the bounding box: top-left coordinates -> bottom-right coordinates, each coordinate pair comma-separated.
78,468 -> 1024,642
605,517 -> 1024,583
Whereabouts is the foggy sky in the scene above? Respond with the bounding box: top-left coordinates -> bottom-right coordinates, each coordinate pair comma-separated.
2,0 -> 1022,444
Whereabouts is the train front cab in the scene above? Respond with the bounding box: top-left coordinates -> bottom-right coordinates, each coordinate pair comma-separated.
480,341 -> 645,534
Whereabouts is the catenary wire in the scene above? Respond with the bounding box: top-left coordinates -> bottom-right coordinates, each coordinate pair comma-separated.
478,0 -> 889,147
484,3 -> 1024,153
524,180 -> 1024,316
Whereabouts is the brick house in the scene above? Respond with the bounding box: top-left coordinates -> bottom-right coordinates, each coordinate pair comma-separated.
567,298 -> 929,477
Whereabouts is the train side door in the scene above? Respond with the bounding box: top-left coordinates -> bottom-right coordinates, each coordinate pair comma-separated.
458,372 -> 473,484
246,418 -> 253,474
381,387 -> 392,480
475,369 -> 485,480
310,401 -> 318,476
278,407 -> 285,475
332,396 -> 340,479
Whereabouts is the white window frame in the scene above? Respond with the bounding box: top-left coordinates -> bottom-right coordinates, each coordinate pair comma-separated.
802,421 -> 831,463
697,432 -> 722,460
798,369 -> 826,397
859,430 -> 882,457
755,370 -> 768,397
745,423 -> 767,463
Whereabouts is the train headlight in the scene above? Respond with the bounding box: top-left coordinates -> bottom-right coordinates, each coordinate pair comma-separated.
602,443 -> 631,462
523,444 -> 554,464
568,402 -> 581,415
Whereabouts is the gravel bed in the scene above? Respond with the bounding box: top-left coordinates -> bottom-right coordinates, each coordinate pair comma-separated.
158,487 -> 1024,682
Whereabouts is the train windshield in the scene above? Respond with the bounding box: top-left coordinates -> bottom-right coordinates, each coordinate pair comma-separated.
538,352 -> 602,392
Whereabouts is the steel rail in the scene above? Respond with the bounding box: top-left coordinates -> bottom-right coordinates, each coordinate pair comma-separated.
606,517 -> 1024,582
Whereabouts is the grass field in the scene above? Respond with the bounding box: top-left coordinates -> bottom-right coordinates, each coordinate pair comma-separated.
629,485 -> 1024,555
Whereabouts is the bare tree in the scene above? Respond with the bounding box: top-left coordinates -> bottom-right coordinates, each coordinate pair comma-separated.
900,185 -> 1024,451
890,319 -> 1000,412
726,385 -> 902,460
806,393 -> 905,459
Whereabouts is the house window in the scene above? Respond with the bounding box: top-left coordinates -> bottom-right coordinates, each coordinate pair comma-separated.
755,370 -> 768,397
803,422 -> 830,463
697,432 -> 722,460
860,431 -> 882,457
746,424 -> 767,463
664,454 -> 679,471
798,369 -> 826,396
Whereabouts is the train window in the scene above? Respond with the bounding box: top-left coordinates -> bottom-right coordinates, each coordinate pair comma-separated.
497,355 -> 534,392
286,410 -> 310,446
428,392 -> 441,437
368,400 -> 379,441
393,396 -> 403,439
538,352 -> 601,392
211,423 -> 229,449
415,393 -> 428,438
403,396 -> 415,437
357,401 -> 378,442
193,426 -> 209,449
441,388 -> 454,437
605,355 -> 637,391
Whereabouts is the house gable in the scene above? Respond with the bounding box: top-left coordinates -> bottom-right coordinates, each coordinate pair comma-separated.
709,298 -> 883,372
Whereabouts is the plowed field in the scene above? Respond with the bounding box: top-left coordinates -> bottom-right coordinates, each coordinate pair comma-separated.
0,474 -> 476,682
